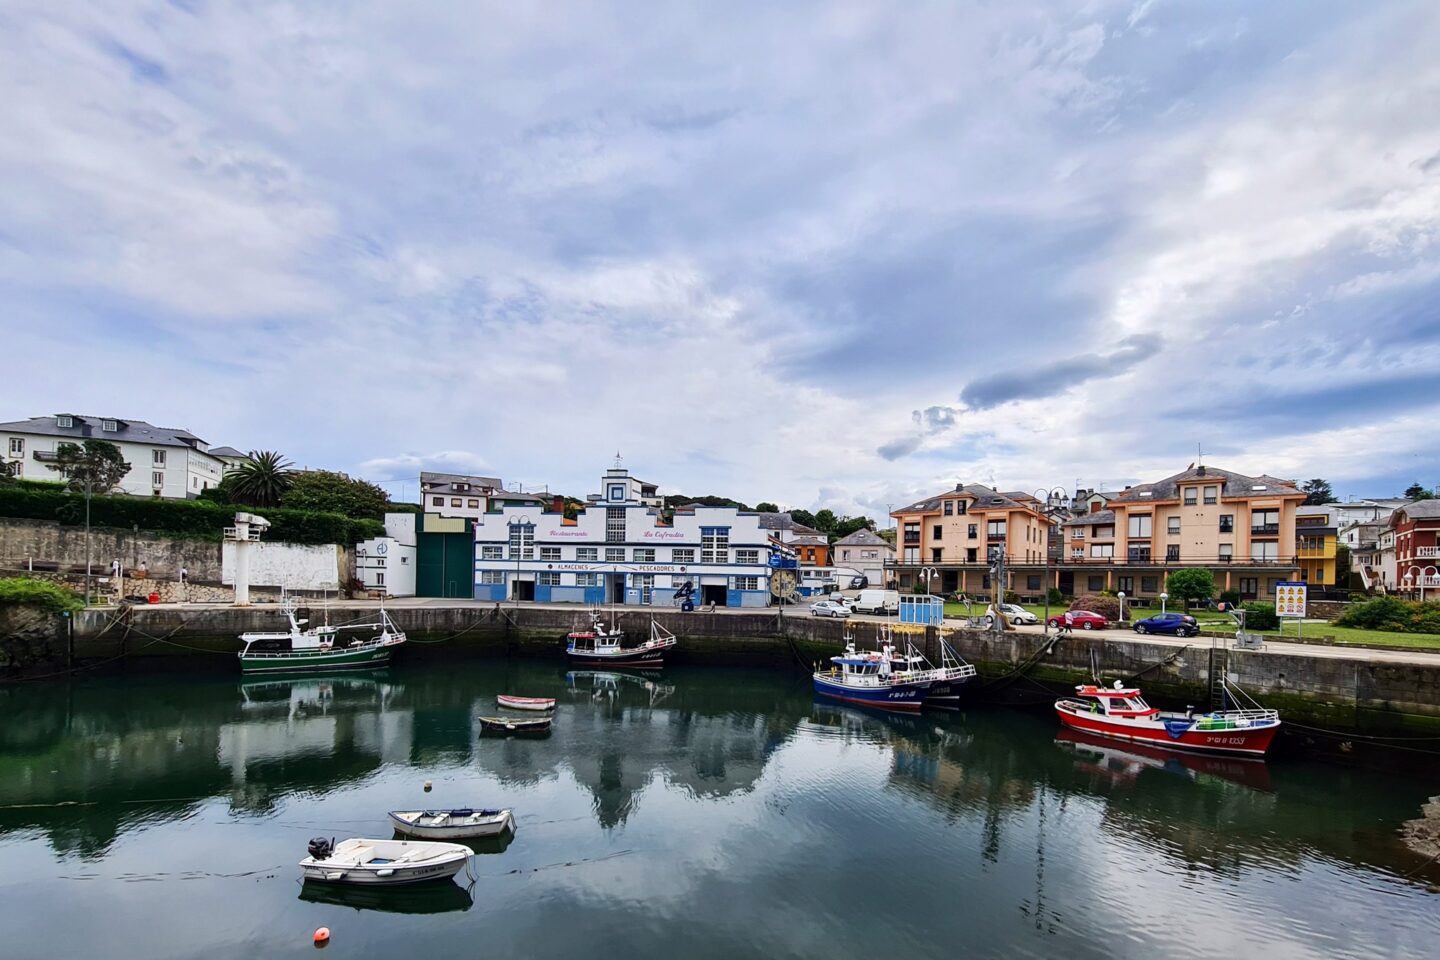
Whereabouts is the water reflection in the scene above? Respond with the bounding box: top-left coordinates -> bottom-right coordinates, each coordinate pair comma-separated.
298,879 -> 475,915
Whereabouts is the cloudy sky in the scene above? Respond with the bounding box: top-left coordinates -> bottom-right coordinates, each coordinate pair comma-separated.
3,1 -> 1438,517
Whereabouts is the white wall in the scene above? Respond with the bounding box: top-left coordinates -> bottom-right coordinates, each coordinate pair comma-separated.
355,536 -> 417,596
222,542 -> 342,590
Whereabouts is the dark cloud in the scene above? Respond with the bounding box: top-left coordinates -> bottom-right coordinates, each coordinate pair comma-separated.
914,406 -> 958,431
958,334 -> 1163,410
876,436 -> 922,461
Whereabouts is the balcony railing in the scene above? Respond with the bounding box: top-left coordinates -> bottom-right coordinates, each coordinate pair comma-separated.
1251,524 -> 1280,535
1417,547 -> 1440,559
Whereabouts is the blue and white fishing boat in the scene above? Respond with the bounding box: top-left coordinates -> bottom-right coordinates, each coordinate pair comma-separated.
813,636 -> 933,712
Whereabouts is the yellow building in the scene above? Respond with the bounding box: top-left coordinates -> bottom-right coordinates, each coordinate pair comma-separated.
1295,504 -> 1338,588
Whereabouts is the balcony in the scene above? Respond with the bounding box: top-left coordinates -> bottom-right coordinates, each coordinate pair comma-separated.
987,533 -> 1006,542
902,535 -> 921,546
1297,545 -> 1333,559
1418,547 -> 1440,559
1251,523 -> 1280,535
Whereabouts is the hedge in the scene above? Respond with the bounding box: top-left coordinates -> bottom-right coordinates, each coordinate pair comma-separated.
0,486 -> 383,546
0,577 -> 84,614
1240,601 -> 1279,630
1336,596 -> 1440,634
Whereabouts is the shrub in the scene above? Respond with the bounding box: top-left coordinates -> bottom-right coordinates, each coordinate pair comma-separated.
1003,589 -> 1021,604
1219,589 -> 1241,607
0,486 -> 382,546
1070,594 -> 1121,621
1336,597 -> 1440,634
1240,601 -> 1279,631
0,577 -> 84,614
1046,587 -> 1065,605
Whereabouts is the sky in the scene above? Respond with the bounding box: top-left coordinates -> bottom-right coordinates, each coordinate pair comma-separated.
3,0 -> 1439,518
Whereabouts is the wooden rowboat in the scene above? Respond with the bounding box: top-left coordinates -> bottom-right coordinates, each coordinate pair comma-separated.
478,715 -> 553,736
389,807 -> 515,839
497,695 -> 556,712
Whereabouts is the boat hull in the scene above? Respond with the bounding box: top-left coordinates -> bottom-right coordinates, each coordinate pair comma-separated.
389,809 -> 515,839
812,674 -> 931,712
921,678 -> 971,711
299,839 -> 470,886
497,696 -> 555,711
1056,704 -> 1280,757
564,649 -> 665,669
479,716 -> 552,736
240,644 -> 396,674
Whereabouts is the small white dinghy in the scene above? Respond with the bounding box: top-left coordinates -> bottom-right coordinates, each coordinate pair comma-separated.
389,807 -> 516,840
497,694 -> 556,712
300,837 -> 470,885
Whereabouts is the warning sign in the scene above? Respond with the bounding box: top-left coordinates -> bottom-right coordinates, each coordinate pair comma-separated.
1275,581 -> 1307,618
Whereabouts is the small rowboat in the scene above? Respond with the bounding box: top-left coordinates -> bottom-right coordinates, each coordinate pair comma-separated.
478,715 -> 553,736
497,694 -> 556,712
389,808 -> 515,839
300,837 -> 469,885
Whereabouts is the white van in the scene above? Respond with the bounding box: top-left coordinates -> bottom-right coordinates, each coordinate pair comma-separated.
852,589 -> 899,615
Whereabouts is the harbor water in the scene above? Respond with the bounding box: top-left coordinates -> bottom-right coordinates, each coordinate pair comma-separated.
1,661 -> 1437,959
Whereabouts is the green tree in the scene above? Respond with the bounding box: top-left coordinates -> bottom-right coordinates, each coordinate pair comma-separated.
48,440 -> 131,494
1405,482 -> 1434,500
1301,478 -> 1334,505
279,470 -> 392,519
754,502 -> 779,513
812,509 -> 837,533
788,508 -> 817,530
832,515 -> 875,540
1165,568 -> 1216,608
229,451 -> 296,508
1335,543 -> 1352,587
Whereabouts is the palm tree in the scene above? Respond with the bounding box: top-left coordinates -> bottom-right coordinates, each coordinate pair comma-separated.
230,451 -> 296,508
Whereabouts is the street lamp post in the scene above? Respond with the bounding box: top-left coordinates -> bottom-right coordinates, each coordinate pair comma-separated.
918,565 -> 939,598
1034,487 -> 1068,638
1118,591 -> 1127,624
1160,591 -> 1169,615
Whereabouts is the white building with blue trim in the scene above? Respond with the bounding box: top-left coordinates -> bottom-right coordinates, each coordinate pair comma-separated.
472,464 -> 775,607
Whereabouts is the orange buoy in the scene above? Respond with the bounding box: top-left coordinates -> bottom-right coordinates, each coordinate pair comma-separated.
313,927 -> 330,947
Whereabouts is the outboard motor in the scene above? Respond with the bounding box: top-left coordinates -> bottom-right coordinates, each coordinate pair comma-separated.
308,837 -> 334,860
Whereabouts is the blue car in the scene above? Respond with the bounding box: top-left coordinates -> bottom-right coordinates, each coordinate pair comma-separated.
1133,612 -> 1199,637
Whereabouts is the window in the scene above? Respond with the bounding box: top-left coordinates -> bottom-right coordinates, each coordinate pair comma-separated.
903,522 -> 920,544
967,548 -> 978,562
1252,510 -> 1279,534
733,576 -> 760,591
1251,541 -> 1279,561
1239,577 -> 1257,598
539,547 -> 561,561
153,449 -> 166,466
903,547 -> 919,564
736,549 -> 759,564
1167,517 -> 1180,535
508,523 -> 534,560
576,573 -> 600,586
577,547 -> 599,561
451,498 -> 462,507
102,419 -> 117,432
968,524 -> 978,539
672,548 -> 695,564
151,471 -> 164,488
1071,526 -> 1083,539
376,571 -> 385,586
931,548 -> 943,563
1203,485 -> 1218,505
1071,548 -> 1083,560
633,573 -> 655,602
1266,578 -> 1281,596
1027,575 -> 1041,590
467,499 -> 480,509
1118,576 -> 1133,593
943,501 -> 953,516
1141,576 -> 1158,593
1219,515 -> 1233,533
987,520 -> 1006,539
1183,487 -> 1197,505
7,438 -> 21,455
56,415 -> 73,428
432,496 -> 444,506
634,548 -> 656,562
481,570 -> 504,585
538,572 -> 561,586
606,548 -> 626,562
1127,515 -> 1152,538
608,484 -> 625,501
701,527 -> 730,563
1128,545 -> 1152,563
1088,575 -> 1105,592
932,524 -> 943,540
606,507 -> 626,543
481,545 -> 503,560
1094,525 -> 1115,539
9,461 -> 19,476
956,500 -> 967,515
1089,544 -> 1114,558
1166,544 -> 1180,561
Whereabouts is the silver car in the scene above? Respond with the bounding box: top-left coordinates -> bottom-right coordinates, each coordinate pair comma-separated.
985,603 -> 1039,626
810,599 -> 851,618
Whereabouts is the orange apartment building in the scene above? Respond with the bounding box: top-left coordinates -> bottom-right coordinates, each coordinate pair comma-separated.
889,484 -> 1053,597
1061,465 -> 1306,600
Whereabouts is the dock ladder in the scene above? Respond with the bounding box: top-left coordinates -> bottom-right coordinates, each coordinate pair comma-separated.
1208,646 -> 1229,709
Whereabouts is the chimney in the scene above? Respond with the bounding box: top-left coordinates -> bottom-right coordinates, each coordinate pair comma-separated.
551,494 -> 564,514
955,482 -> 963,492
1197,465 -> 1206,476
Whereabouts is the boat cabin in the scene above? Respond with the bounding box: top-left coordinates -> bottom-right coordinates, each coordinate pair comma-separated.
1068,684 -> 1160,718
827,651 -> 895,688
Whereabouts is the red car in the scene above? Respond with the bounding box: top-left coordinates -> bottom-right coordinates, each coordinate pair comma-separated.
1047,610 -> 1109,631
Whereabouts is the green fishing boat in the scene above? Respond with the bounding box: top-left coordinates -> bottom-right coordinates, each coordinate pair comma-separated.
238,600 -> 406,674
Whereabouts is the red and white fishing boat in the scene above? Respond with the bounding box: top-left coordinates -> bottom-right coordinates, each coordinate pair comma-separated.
1055,680 -> 1281,757
496,695 -> 555,712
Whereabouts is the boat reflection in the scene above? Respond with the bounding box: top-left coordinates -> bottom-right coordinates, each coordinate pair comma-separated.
298,879 -> 474,914
564,670 -> 676,708
1055,725 -> 1275,792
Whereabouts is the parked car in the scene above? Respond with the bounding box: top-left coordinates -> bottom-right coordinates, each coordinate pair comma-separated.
810,599 -> 852,618
1047,610 -> 1109,631
985,603 -> 1039,626
1132,612 -> 1199,637
848,575 -> 869,590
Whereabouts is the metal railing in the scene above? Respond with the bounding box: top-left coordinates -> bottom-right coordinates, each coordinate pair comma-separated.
1251,524 -> 1279,535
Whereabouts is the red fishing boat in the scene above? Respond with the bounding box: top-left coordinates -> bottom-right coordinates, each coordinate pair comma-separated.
1055,680 -> 1281,757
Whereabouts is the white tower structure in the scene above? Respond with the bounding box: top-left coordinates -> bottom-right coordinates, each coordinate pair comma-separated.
225,512 -> 270,606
